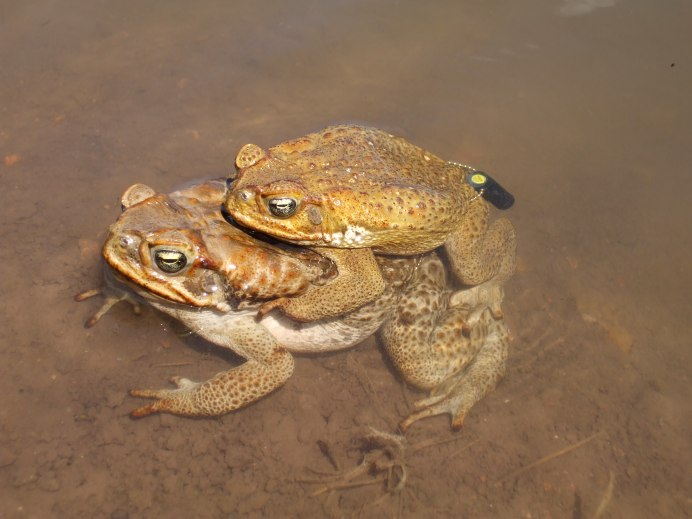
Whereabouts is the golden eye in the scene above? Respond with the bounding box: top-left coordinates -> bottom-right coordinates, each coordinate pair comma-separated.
267,197 -> 297,218
153,249 -> 188,273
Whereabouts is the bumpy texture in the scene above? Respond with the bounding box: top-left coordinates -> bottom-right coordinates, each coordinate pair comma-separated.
84,179 -> 511,430
380,255 -> 510,430
225,125 -> 516,321
130,317 -> 295,417
257,247 -> 385,322
107,179 -> 335,311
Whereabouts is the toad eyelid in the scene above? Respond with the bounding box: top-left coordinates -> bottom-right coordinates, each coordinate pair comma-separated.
259,192 -> 322,206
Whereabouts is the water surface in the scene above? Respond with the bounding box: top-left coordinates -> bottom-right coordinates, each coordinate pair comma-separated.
1,0 -> 690,517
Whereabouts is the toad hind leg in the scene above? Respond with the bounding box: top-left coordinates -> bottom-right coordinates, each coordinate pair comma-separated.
130,318 -> 294,418
398,314 -> 509,432
444,200 -> 516,287
258,247 -> 385,322
379,255 -> 509,432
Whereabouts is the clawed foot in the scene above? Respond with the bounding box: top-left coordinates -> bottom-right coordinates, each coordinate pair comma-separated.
75,286 -> 142,328
129,376 -> 202,418
399,386 -> 470,432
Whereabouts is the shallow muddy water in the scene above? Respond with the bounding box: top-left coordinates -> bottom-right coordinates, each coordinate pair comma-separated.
1,1 -> 690,517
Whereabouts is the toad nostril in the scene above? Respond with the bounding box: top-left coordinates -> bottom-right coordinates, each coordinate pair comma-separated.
239,190 -> 251,202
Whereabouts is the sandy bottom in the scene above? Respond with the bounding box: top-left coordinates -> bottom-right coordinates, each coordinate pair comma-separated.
1,1 -> 689,517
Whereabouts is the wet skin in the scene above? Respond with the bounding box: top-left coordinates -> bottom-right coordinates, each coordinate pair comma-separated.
80,179 -> 510,430
224,125 -> 516,323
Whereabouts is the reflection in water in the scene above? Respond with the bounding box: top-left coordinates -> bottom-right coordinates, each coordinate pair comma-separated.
557,0 -> 617,17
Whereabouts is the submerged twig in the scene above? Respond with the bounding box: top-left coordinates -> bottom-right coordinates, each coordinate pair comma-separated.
311,475 -> 387,496
302,427 -> 478,508
592,469 -> 615,519
498,431 -> 602,483
448,438 -> 481,458
155,362 -> 194,368
300,427 -> 408,498
317,439 -> 341,471
410,435 -> 475,455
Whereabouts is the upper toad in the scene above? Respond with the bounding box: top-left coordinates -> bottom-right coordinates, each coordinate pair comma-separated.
224,125 -> 516,322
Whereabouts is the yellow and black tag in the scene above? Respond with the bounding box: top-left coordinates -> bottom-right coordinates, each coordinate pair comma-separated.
465,171 -> 515,210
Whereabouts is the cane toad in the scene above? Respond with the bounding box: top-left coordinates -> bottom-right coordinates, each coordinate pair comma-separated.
224,125 -> 516,322
79,179 -> 510,430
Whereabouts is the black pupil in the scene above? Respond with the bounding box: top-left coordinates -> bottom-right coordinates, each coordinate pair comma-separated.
268,198 -> 297,217
154,250 -> 187,273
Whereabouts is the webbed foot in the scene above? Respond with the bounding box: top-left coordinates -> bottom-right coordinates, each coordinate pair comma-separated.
399,315 -> 509,432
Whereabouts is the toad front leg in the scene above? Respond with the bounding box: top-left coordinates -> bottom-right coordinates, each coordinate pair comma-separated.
258,247 -> 385,322
129,315 -> 294,417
